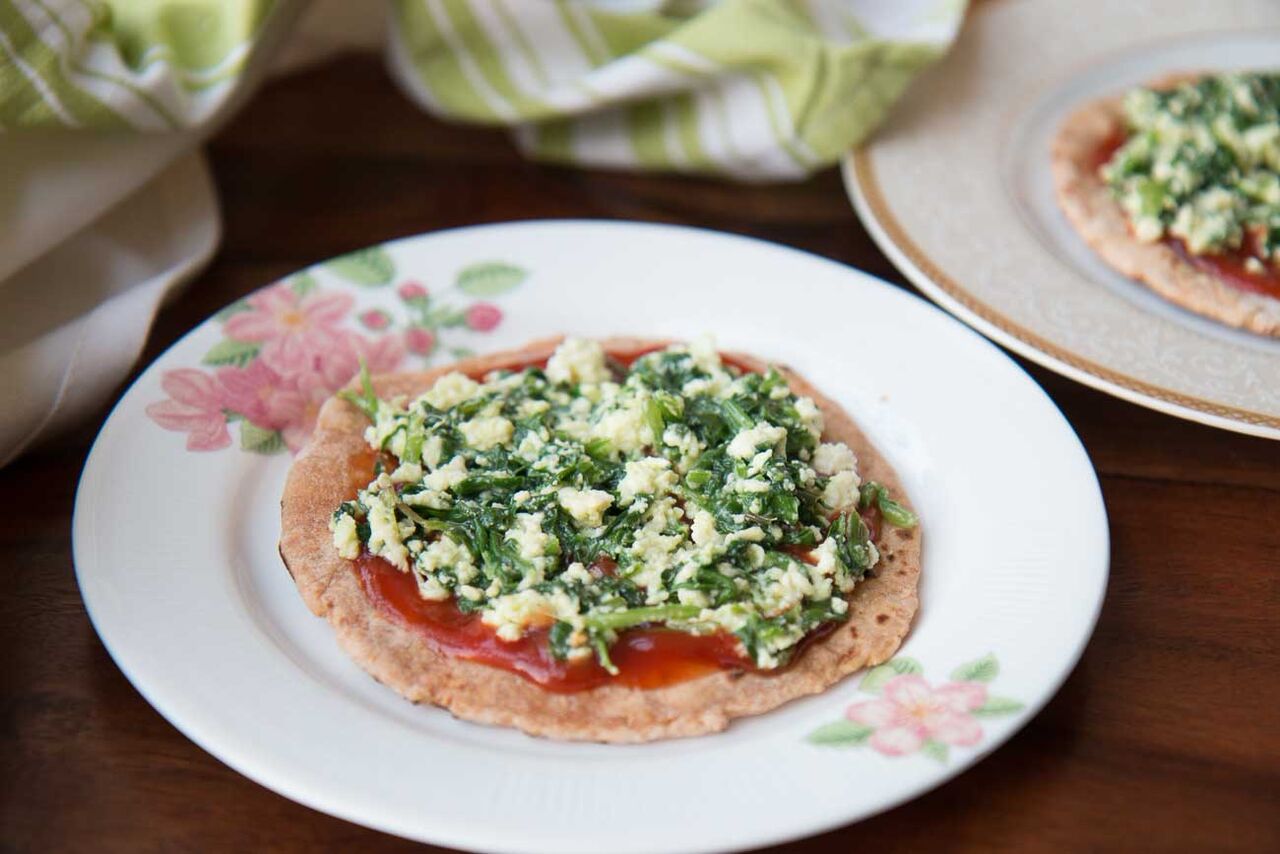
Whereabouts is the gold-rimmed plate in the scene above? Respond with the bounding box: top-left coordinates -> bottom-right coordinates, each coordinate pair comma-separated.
845,0 -> 1280,439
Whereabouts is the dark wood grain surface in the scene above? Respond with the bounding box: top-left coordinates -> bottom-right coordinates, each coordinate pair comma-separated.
4,55 -> 1278,853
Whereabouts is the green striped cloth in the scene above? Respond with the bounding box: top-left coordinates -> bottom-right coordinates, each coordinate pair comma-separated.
0,0 -> 280,130
1,0 -> 966,178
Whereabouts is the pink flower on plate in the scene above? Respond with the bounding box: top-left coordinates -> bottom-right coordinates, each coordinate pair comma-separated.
465,302 -> 502,332
278,370 -> 328,451
351,331 -> 405,374
280,332 -> 406,453
146,369 -> 231,451
406,327 -> 436,356
224,282 -> 353,373
216,361 -> 306,431
846,675 -> 987,756
359,309 -> 390,331
268,328 -> 401,395
397,281 -> 428,301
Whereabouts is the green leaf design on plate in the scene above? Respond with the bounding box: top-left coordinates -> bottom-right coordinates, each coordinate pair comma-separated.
806,720 -> 873,746
450,346 -> 475,359
240,422 -> 285,454
456,261 -> 527,297
973,696 -> 1024,716
214,299 -> 251,322
202,339 -> 261,368
951,653 -> 999,683
290,271 -> 318,296
326,247 -> 395,286
859,657 -> 923,693
921,740 -> 949,763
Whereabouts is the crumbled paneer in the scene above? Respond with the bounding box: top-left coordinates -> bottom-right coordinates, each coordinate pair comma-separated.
545,337 -> 610,385
423,371 -> 479,409
424,456 -> 467,491
618,457 -> 677,504
505,512 -> 554,560
812,442 -> 857,476
727,422 -> 787,459
822,470 -> 862,510
330,513 -> 359,560
557,487 -> 614,527
459,416 -> 513,450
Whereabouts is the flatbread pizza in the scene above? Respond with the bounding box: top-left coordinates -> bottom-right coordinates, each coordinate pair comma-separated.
1051,71 -> 1280,336
280,336 -> 920,742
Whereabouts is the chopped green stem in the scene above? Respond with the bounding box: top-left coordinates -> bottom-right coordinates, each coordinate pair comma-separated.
877,494 -> 918,528
857,481 -> 878,512
402,423 -> 425,464
337,359 -> 377,421
396,502 -> 430,528
858,480 -> 918,528
583,604 -> 701,631
722,400 -> 754,432
645,398 -> 666,444
452,474 -> 525,496
685,469 -> 712,488
592,636 -> 619,675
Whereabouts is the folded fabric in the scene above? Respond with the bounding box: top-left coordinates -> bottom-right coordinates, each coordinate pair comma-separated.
0,0 -> 966,466
0,153 -> 219,466
0,0 -> 280,129
2,0 -> 966,178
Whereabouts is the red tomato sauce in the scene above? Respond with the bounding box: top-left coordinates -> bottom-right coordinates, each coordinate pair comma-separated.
1168,236 -> 1280,300
1090,129 -> 1128,172
1092,133 -> 1280,299
354,553 -> 750,692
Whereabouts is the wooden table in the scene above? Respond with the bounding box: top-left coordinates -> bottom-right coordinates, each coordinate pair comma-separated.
4,56 -> 1278,852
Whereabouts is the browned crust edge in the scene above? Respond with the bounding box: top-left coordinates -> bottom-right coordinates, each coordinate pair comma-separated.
1049,76 -> 1280,338
279,337 -> 920,742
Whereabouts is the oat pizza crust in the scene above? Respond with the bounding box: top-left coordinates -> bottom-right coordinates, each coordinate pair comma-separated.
1050,75 -> 1280,337
279,337 -> 920,742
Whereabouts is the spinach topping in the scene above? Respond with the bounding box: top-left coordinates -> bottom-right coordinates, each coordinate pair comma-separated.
330,338 -> 916,673
1102,71 -> 1279,266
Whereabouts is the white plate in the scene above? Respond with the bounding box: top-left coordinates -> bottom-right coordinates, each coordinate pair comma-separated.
845,0 -> 1280,439
74,221 -> 1107,853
